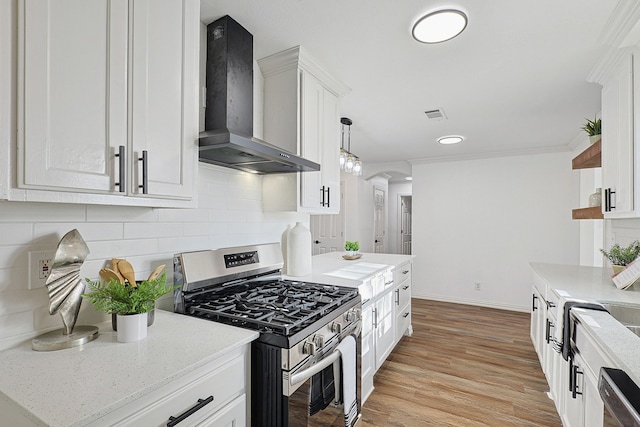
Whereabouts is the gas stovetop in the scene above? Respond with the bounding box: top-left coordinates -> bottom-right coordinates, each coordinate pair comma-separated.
174,243 -> 361,348
186,278 -> 359,337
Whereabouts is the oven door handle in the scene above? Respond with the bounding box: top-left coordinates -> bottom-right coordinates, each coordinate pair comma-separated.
290,349 -> 342,388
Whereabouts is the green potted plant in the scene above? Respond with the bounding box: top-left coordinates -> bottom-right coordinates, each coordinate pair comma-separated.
345,240 -> 360,257
600,241 -> 640,274
581,116 -> 601,145
82,273 -> 175,342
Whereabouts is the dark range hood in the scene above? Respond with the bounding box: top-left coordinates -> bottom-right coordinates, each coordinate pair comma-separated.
200,16 -> 320,174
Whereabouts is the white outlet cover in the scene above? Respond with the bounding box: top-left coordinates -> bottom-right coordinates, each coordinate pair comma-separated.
28,250 -> 56,290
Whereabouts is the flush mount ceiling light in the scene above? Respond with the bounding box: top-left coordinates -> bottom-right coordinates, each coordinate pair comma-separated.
412,9 -> 468,44
437,135 -> 464,145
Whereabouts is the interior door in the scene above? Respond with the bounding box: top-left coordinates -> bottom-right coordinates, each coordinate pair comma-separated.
400,195 -> 412,255
311,182 -> 345,254
373,186 -> 385,253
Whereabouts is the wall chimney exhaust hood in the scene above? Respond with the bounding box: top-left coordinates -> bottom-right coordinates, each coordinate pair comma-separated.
199,16 -> 320,174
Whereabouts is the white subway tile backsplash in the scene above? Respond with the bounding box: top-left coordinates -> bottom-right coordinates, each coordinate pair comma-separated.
0,223 -> 33,245
0,166 -> 309,348
85,205 -> 159,222
33,223 -> 124,242
0,201 -> 86,222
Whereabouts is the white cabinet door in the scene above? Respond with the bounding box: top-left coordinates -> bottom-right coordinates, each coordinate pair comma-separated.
374,288 -> 395,371
601,53 -> 634,217
530,287 -> 544,361
17,0 -> 197,205
321,85 -> 340,211
18,0 -> 128,193
130,0 -> 198,200
300,71 -> 323,209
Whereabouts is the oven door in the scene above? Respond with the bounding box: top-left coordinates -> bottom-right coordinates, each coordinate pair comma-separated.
286,328 -> 362,427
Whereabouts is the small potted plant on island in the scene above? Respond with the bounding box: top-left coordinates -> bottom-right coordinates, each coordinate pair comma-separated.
581,116 -> 601,145
600,240 -> 640,275
344,240 -> 360,259
82,272 -> 175,342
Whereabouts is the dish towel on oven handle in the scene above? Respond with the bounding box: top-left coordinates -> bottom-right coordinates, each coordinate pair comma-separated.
334,334 -> 358,427
552,296 -> 607,361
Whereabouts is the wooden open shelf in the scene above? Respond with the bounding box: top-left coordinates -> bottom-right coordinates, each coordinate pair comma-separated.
572,139 -> 601,169
572,206 -> 604,220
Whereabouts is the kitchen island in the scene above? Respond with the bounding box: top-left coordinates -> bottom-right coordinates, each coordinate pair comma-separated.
0,310 -> 258,426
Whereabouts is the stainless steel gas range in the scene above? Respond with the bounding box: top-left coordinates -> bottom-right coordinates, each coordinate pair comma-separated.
173,243 -> 362,427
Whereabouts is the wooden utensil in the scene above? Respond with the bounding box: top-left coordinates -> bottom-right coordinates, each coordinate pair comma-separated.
147,264 -> 166,281
117,259 -> 136,287
99,268 -> 123,284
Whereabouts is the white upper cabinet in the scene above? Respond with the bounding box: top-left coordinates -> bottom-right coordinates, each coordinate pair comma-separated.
14,0 -> 199,207
598,50 -> 635,218
260,46 -> 349,214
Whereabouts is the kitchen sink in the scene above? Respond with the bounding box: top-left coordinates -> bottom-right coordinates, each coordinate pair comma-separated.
601,302 -> 640,336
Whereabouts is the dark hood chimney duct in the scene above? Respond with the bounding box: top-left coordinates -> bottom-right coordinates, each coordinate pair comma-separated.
199,15 -> 320,174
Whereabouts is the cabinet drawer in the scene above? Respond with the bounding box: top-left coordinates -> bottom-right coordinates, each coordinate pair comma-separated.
396,303 -> 411,338
395,263 -> 412,286
396,281 -> 411,310
100,353 -> 246,426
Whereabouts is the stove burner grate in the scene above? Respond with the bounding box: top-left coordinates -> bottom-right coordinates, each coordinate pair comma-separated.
186,279 -> 358,336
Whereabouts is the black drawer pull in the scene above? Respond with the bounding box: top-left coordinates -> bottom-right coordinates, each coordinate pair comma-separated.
115,145 -> 125,192
139,150 -> 148,194
402,285 -> 409,290
402,312 -> 410,318
402,270 -> 409,274
167,395 -> 214,426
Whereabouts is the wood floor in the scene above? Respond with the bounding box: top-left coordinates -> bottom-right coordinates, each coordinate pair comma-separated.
360,299 -> 561,427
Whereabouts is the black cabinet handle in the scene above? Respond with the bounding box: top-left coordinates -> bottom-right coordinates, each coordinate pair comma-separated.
326,186 -> 330,208
115,145 -> 125,192
532,294 -> 538,311
320,186 -> 325,206
314,240 -> 321,244
402,312 -> 410,318
139,150 -> 148,194
605,188 -> 610,211
547,301 -> 556,309
571,364 -> 583,398
167,396 -> 214,426
402,285 -> 409,290
545,319 -> 554,344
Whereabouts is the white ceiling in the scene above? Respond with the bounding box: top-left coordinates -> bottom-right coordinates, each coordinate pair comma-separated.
201,0 -> 619,168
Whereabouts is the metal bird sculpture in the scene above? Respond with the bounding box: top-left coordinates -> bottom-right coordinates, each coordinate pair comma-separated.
45,229 -> 90,335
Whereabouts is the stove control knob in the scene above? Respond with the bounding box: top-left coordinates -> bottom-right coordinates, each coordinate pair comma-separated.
331,322 -> 342,334
303,341 -> 316,355
344,310 -> 356,322
314,335 -> 325,347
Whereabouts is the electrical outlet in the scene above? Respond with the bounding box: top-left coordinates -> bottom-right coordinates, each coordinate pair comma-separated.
28,251 -> 56,290
474,282 -> 481,291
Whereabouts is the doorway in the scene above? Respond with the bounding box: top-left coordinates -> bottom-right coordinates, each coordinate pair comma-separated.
398,195 -> 412,255
373,186 -> 385,253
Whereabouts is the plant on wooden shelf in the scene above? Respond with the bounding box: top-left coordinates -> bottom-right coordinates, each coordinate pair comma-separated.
345,240 -> 360,256
600,241 -> 640,274
581,116 -> 601,144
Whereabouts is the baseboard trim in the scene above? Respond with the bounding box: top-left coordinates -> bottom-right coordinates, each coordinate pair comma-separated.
411,293 -> 529,313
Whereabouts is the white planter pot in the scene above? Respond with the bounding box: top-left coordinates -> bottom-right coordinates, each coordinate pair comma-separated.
346,250 -> 358,257
116,312 -> 148,343
589,134 -> 601,144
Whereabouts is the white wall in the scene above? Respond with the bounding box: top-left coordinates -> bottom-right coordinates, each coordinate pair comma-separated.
0,165 -> 308,351
412,151 -> 580,311
388,182 -> 412,254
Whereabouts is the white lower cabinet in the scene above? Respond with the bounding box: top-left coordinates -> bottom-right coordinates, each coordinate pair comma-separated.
360,261 -> 413,404
91,349 -> 248,426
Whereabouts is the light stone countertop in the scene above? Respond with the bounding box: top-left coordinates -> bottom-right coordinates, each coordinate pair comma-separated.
286,252 -> 414,288
0,310 -> 258,426
530,262 -> 640,386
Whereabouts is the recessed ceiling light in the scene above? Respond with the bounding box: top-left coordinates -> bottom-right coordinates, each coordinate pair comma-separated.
405,177 -> 413,181
437,135 -> 464,145
412,9 -> 468,44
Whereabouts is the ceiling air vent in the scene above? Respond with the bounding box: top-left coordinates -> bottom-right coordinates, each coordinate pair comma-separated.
424,108 -> 448,120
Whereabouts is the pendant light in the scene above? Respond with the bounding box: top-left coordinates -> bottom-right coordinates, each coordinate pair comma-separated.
340,117 -> 362,176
